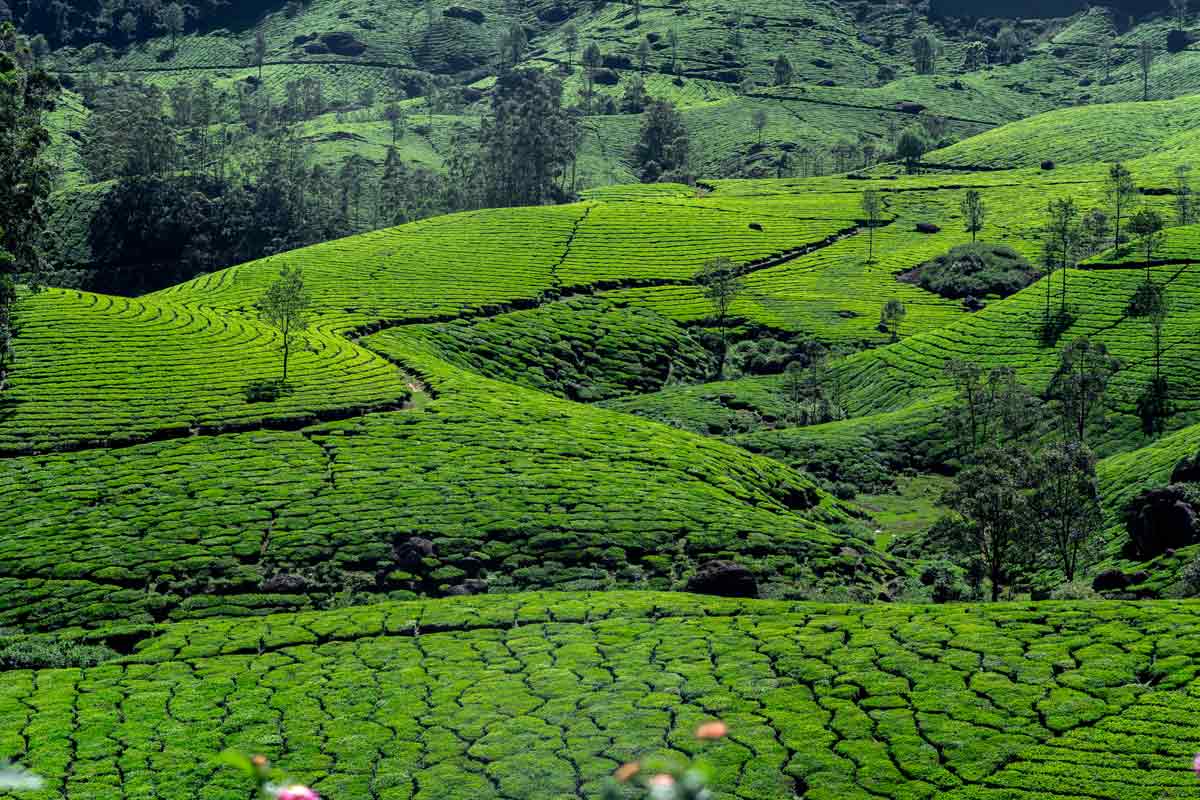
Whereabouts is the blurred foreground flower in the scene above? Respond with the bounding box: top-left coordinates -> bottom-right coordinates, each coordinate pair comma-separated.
218,752 -> 318,800
602,721 -> 728,800
0,762 -> 43,792
1194,752 -> 1200,776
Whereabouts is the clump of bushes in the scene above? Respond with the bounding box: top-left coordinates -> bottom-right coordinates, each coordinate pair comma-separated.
907,242 -> 1038,299
244,379 -> 293,403
0,638 -> 118,670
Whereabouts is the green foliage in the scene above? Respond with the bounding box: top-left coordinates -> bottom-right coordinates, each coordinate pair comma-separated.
259,265 -> 311,383
0,637 -> 116,670
5,593 -> 1200,800
911,243 -> 1038,300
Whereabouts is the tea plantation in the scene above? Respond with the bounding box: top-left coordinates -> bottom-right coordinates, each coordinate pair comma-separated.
7,593 -> 1200,800
14,0 -> 1200,797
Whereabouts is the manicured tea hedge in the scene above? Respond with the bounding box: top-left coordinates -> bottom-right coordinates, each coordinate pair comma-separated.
0,289 -> 408,454
4,594 -> 1200,800
400,297 -> 712,401
0,337 -> 894,631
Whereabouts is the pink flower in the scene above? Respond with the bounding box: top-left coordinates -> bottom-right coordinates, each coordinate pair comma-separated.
276,785 -> 319,800
648,774 -> 675,788
1193,753 -> 1200,777
695,720 -> 728,740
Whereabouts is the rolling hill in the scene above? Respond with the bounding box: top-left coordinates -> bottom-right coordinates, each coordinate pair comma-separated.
11,2 -> 1200,798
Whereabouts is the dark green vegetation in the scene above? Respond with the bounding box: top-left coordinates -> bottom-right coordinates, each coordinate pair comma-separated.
28,0 -> 1200,290
8,593 -> 1200,800
905,242 -> 1039,301
9,1 -> 1200,799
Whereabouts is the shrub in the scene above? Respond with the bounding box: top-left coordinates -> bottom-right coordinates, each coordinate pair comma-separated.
244,379 -> 293,403
1049,580 -> 1099,600
909,242 -> 1038,299
1041,160 -> 1056,170
0,638 -> 118,670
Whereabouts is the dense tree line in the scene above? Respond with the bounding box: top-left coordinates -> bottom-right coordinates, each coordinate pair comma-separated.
0,0 -> 232,49
64,66 -> 581,295
0,23 -> 58,392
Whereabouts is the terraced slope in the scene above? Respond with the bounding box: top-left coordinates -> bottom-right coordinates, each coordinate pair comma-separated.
0,289 -> 409,454
4,593 -> 1200,800
400,297 -> 712,401
0,333 -> 891,631
153,193 -> 884,335
928,94 -> 1200,172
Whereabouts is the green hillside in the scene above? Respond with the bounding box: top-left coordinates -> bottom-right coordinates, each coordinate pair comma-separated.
13,2 -> 1200,798
6,593 -> 1200,800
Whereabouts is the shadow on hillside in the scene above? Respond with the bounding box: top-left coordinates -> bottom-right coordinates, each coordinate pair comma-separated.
0,393 -> 19,429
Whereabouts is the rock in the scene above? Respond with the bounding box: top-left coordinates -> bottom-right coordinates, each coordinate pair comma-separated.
320,31 -> 367,57
444,5 -> 486,23
1123,486 -> 1200,560
915,222 -> 940,234
394,536 -> 435,569
1168,29 -> 1193,53
1093,568 -> 1131,592
446,579 -> 488,596
1171,452 -> 1200,483
686,560 -> 759,598
593,68 -> 620,86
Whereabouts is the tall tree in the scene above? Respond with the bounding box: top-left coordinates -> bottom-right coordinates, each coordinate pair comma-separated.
945,362 -> 1040,456
637,36 -> 651,73
253,28 -> 267,80
158,2 -> 186,47
963,40 -> 987,70
960,188 -> 985,243
634,100 -> 689,183
667,28 -> 679,73
944,444 -> 1035,602
562,23 -> 579,70
751,108 -> 768,145
1046,197 -> 1078,312
1176,163 -> 1194,225
995,26 -> 1022,65
1129,207 -> 1165,282
581,42 -> 602,111
1049,337 -> 1119,443
911,32 -> 941,74
0,26 -> 57,390
383,103 -> 406,144
1172,0 -> 1190,28
1031,439 -> 1102,583
1137,40 -> 1154,101
478,69 -> 578,208
896,127 -> 927,174
861,189 -> 883,262
259,264 -> 311,384
1105,161 -> 1136,252
695,256 -> 744,378
880,298 -> 906,342
502,23 -> 527,67
774,53 -> 793,86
